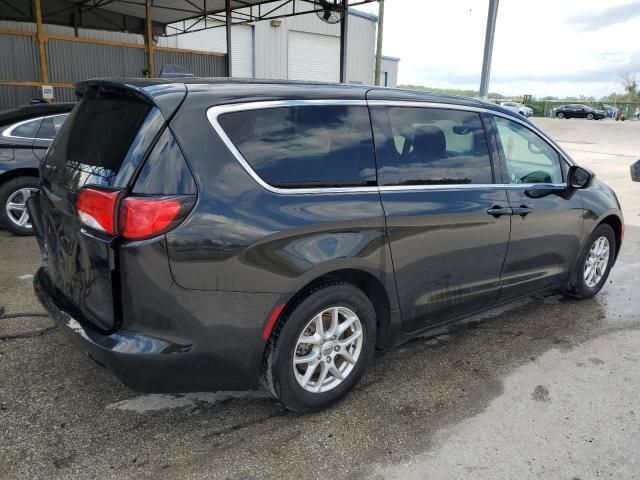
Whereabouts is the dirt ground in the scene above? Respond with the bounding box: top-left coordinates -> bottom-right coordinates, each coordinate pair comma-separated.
0,117 -> 639,479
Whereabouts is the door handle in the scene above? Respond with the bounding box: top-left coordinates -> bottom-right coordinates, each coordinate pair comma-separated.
512,205 -> 533,217
487,206 -> 513,217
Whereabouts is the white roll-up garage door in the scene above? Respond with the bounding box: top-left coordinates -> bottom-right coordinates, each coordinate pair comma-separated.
288,31 -> 339,82
229,26 -> 254,78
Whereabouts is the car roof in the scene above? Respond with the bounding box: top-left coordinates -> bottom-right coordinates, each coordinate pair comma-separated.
0,102 -> 75,127
77,77 -> 524,120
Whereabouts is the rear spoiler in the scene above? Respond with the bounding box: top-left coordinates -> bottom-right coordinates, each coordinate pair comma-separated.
75,79 -> 187,120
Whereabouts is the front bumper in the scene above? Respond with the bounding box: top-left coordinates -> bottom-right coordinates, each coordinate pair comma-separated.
34,267 -> 262,392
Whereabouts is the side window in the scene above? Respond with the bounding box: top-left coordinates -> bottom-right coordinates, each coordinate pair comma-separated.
36,114 -> 68,140
494,116 -> 562,184
370,106 -> 493,186
6,118 -> 43,139
218,105 -> 376,188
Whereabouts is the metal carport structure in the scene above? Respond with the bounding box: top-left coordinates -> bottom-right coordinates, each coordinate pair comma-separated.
1,1 -> 500,108
0,0 -> 380,108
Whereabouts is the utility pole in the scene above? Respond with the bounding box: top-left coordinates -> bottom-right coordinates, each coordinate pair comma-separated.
339,0 -> 349,83
374,0 -> 384,86
225,0 -> 232,77
479,0 -> 499,100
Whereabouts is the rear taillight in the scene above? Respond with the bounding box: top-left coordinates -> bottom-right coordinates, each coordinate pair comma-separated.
76,188 -> 119,234
119,195 -> 194,240
76,188 -> 194,239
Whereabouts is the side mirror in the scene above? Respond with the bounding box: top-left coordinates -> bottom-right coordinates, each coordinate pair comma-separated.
567,165 -> 594,189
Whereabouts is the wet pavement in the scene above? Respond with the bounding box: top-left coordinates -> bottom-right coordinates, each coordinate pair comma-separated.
0,118 -> 639,479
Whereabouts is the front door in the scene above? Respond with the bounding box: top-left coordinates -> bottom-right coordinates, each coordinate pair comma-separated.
369,104 -> 511,332
492,115 -> 583,301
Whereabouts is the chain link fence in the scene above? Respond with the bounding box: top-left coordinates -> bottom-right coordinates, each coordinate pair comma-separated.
519,100 -> 640,119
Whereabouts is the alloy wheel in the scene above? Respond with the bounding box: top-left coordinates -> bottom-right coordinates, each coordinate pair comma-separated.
584,236 -> 610,288
5,187 -> 37,230
292,306 -> 363,393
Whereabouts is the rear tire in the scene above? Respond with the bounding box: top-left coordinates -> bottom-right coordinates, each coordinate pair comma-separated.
262,282 -> 376,412
0,176 -> 39,236
565,224 -> 616,299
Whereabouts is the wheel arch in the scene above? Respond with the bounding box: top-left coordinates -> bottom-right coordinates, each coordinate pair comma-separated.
598,214 -> 623,259
270,268 -> 393,350
0,167 -> 39,185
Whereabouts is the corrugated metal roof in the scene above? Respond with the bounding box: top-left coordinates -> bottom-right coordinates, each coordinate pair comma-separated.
60,0 -> 276,25
40,1 -> 376,26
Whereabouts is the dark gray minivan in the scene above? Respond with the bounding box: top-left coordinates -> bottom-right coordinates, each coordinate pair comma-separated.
29,79 -> 623,412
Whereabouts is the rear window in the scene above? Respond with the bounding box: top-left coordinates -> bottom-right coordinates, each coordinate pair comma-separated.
218,105 -> 376,188
43,89 -> 163,191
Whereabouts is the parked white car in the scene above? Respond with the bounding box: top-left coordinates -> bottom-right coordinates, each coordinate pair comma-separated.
500,102 -> 533,118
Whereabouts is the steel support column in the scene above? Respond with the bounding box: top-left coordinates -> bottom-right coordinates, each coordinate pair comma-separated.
225,0 -> 232,77
479,0 -> 499,100
145,0 -> 154,77
339,0 -> 349,83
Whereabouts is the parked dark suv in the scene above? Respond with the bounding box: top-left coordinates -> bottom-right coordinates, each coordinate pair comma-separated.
0,102 -> 74,235
29,79 -> 623,412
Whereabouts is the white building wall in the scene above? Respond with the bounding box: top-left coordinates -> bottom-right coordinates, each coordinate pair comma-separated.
160,3 -> 378,84
254,5 -> 376,84
378,56 -> 399,87
346,15 -> 376,84
159,20 -> 254,77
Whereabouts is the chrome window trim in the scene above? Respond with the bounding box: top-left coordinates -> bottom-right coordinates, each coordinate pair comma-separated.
207,100 -> 375,195
378,183 -> 566,193
206,99 -> 571,196
1,113 -> 68,141
366,100 -> 574,166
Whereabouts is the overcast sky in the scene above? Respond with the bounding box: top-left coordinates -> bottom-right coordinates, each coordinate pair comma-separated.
354,0 -> 640,97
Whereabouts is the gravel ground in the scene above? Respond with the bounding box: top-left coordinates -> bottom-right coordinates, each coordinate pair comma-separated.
0,117 -> 639,480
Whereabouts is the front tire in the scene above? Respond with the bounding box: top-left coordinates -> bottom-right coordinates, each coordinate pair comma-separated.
587,113 -> 594,120
262,283 -> 376,412
566,224 -> 616,299
0,176 -> 39,236
556,112 -> 565,119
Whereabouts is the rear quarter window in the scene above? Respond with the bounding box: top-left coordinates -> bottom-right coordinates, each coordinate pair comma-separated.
36,114 -> 68,140
217,105 -> 377,189
5,117 -> 43,139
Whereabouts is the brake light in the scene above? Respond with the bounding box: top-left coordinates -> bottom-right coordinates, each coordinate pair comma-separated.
119,196 -> 194,240
76,188 -> 119,234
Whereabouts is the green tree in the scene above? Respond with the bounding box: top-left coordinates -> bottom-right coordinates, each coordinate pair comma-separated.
620,73 -> 638,101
